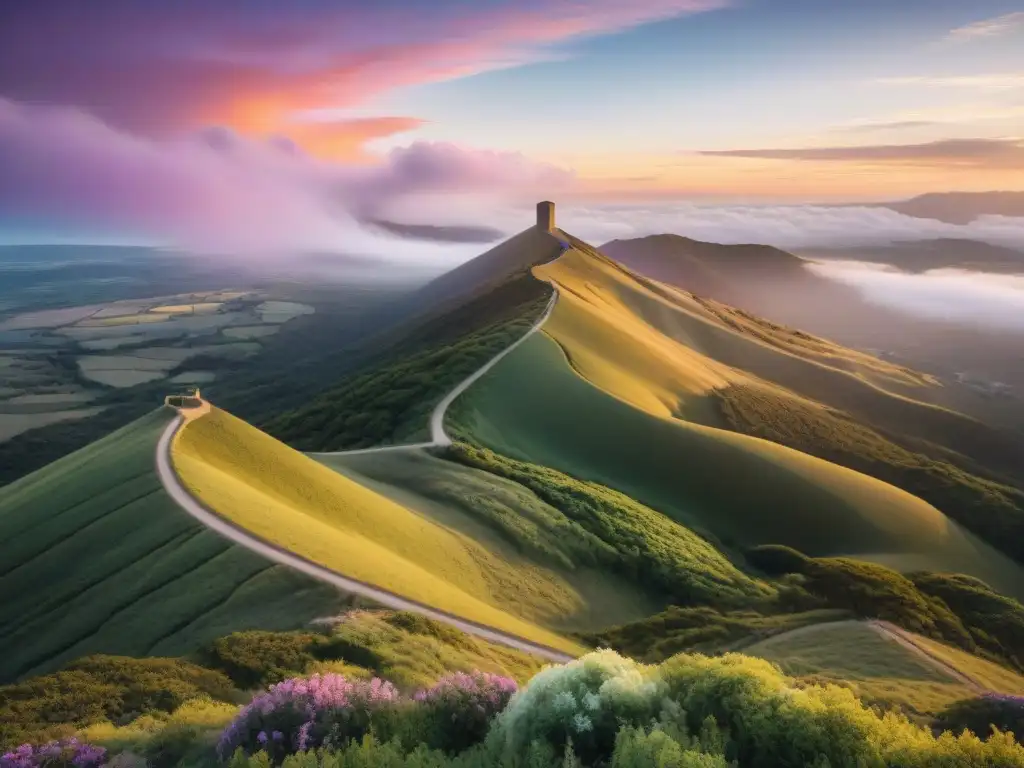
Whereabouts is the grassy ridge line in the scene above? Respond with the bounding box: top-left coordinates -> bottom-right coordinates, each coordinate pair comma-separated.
160,408 -> 579,661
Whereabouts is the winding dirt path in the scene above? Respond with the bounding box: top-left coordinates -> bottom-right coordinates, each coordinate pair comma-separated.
154,243 -> 572,661
867,619 -> 986,692
154,414 -> 572,662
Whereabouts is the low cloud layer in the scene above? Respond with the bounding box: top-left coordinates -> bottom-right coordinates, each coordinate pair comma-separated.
551,203 -> 1024,251
806,260 -> 1024,332
0,98 -> 571,261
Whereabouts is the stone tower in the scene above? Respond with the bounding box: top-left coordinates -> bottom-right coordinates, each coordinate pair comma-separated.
536,201 -> 555,232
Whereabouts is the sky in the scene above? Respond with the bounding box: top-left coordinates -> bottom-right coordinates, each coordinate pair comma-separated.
0,0 -> 1022,254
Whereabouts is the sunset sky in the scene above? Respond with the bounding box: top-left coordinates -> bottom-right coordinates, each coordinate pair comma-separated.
1,0 -> 1022,251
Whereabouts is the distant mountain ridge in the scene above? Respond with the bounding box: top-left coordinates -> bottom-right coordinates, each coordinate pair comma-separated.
797,238 -> 1024,274
880,191 -> 1024,225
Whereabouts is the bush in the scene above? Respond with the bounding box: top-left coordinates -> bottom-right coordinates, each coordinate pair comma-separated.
744,544 -> 809,576
414,672 -> 517,753
1,738 -> 106,768
217,674 -> 399,761
488,650 -> 665,765
0,656 -> 237,750
937,694 -> 1024,739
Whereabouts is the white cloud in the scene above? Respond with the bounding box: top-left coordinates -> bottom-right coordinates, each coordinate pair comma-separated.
547,203 -> 1024,250
946,11 -> 1024,42
806,261 -> 1024,332
876,73 -> 1024,91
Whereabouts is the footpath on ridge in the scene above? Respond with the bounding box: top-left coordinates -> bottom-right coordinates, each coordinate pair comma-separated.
154,239 -> 572,661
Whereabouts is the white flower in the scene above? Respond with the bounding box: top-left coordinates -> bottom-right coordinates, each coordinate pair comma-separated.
553,691 -> 577,713
572,714 -> 593,733
583,692 -> 601,711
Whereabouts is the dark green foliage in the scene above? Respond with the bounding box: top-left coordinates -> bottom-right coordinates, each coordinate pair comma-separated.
799,557 -> 974,646
912,572 -> 1024,671
937,695 -> 1024,739
266,276 -> 551,451
446,442 -> 769,606
202,630 -> 390,690
581,607 -> 849,662
0,655 -> 237,749
744,544 -> 810,576
202,632 -> 333,690
714,384 -> 1024,564
381,612 -> 469,649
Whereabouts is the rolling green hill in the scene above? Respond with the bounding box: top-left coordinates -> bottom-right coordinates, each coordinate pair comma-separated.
0,409 -> 347,682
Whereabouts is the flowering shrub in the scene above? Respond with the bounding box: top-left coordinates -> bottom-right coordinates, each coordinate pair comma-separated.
488,650 -> 666,764
216,673 -> 398,761
413,672 -> 517,753
1,739 -> 106,768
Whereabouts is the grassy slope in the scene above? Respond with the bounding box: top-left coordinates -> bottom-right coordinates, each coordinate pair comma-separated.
171,406 -> 583,655
266,275 -> 551,451
744,621 -> 976,719
450,331 -> 1024,598
318,450 -> 666,631
0,409 -> 346,682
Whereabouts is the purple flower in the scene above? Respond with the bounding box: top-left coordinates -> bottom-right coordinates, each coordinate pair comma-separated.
1,739 -> 106,768
217,673 -> 401,759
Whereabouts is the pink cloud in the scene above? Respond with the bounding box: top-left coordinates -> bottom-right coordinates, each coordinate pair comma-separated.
0,98 -> 573,256
0,1 -> 727,136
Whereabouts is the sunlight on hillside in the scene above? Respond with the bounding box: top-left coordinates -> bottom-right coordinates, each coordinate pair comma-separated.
171,407 -> 584,655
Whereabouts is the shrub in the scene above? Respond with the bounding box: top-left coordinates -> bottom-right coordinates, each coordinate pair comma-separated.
414,672 -> 517,753
744,544 -> 809,576
1,738 -> 106,768
0,656 -> 237,750
937,694 -> 1024,739
488,650 -> 666,765
217,674 -> 399,761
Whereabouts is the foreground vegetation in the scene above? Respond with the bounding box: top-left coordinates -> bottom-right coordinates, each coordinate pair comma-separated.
12,643 -> 1024,767
1,611 -> 544,754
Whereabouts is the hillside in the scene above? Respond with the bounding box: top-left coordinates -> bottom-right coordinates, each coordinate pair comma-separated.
447,235 -> 1024,596
0,409 -> 347,682
882,191 -> 1024,224
408,225 -> 563,311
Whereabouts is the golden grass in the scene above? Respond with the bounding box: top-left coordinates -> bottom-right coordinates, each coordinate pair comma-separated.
745,621 -> 975,718
906,634 -> 1024,695
172,407 -> 584,656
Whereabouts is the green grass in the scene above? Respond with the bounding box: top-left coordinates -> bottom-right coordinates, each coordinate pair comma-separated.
581,607 -> 851,662
742,621 -> 976,719
318,449 -> 665,631
173,406 -> 584,655
0,409 -> 348,682
714,383 -> 1024,569
266,275 -> 551,451
448,332 -> 1022,595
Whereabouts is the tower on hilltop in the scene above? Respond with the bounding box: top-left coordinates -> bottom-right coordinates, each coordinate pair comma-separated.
536,201 -> 555,232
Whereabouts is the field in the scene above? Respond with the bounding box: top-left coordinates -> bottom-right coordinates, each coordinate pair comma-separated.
171,406 -> 584,655
743,621 -> 976,718
0,409 -> 347,682
0,288 -> 314,443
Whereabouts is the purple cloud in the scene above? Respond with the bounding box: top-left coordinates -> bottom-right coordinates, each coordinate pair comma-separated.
0,98 -> 572,255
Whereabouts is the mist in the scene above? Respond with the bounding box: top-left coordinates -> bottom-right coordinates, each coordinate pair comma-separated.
805,260 -> 1024,333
